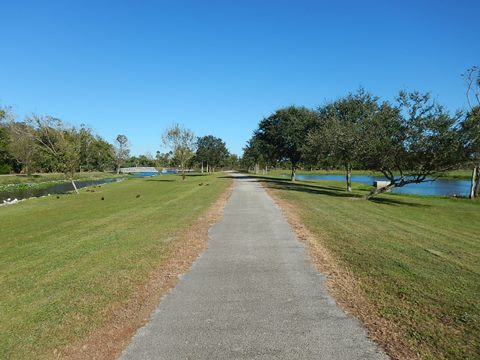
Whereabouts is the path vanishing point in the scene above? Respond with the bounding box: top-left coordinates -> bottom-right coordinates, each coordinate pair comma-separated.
121,175 -> 388,359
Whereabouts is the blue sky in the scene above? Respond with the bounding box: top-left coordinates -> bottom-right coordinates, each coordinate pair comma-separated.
1,0 -> 478,156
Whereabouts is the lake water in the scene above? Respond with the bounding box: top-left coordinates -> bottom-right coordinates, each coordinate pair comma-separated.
0,178 -> 125,203
133,170 -> 178,177
133,172 -> 160,177
291,174 -> 471,197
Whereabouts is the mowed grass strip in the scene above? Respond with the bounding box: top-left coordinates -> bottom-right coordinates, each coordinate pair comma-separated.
0,174 -> 230,359
0,171 -> 122,185
261,176 -> 479,360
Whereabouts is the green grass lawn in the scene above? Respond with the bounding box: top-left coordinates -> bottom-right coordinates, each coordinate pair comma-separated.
0,173 -> 230,359
0,171 -> 124,186
260,176 -> 479,360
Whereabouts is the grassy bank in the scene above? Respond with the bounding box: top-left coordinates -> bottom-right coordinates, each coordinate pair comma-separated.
0,173 -> 230,359
263,168 -> 473,180
0,171 -> 123,186
259,176 -> 479,359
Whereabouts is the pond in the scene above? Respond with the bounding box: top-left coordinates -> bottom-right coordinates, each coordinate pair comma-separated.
132,170 -> 178,177
0,178 -> 125,203
290,174 -> 471,197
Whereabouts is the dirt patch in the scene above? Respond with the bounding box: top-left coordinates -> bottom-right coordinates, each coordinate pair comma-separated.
61,179 -> 234,360
263,184 -> 419,360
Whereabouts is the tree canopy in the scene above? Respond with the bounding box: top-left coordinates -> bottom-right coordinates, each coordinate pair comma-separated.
195,135 -> 229,172
255,106 -> 318,181
162,124 -> 196,180
245,90 -> 468,199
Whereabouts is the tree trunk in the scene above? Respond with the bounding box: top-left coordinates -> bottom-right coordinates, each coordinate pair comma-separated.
265,165 -> 268,174
255,163 -> 259,174
471,165 -> 480,199
201,162 -> 204,173
346,164 -> 352,192
71,179 -> 79,194
291,166 -> 296,182
475,175 -> 480,198
365,183 -> 396,200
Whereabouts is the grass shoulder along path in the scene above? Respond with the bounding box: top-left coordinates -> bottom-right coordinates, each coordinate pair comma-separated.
258,175 -> 479,360
0,173 -> 231,359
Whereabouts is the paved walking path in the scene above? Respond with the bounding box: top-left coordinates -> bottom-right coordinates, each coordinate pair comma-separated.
121,176 -> 388,359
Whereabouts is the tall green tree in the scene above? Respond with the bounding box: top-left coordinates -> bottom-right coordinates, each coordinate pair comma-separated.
227,154 -> 240,170
363,91 -> 464,198
307,90 -> 379,192
462,106 -> 480,198
155,151 -> 173,168
242,137 -> 262,173
114,134 -> 130,174
88,136 -> 115,171
5,122 -> 40,175
26,115 -> 82,192
255,106 -> 317,181
162,124 -> 196,180
0,107 -> 18,174
195,135 -> 229,173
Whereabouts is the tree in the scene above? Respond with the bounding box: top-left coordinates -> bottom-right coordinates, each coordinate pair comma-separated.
126,153 -> 156,167
3,115 -> 83,190
363,91 -> 464,199
308,90 -> 379,192
155,151 -> 173,167
89,136 -> 115,171
0,107 -> 19,174
5,122 -> 40,175
461,66 -> 480,198
462,66 -> 480,111
242,134 -> 276,174
255,106 -> 317,181
162,124 -> 196,180
24,115 -> 82,192
462,106 -> 480,198
242,137 -> 262,173
196,135 -> 229,173
114,134 -> 130,174
227,154 -> 240,169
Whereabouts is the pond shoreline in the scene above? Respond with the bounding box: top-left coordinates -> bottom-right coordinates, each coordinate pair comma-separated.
0,177 -> 126,205
281,173 -> 471,197
267,169 -> 474,181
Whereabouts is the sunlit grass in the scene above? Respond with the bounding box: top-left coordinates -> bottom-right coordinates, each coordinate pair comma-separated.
261,176 -> 479,359
0,173 -> 229,359
0,171 -> 123,185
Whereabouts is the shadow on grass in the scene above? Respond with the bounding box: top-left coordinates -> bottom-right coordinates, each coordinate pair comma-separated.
184,173 -> 208,177
145,179 -> 176,182
368,196 -> 429,207
258,177 -> 363,199
218,175 -> 253,180
222,174 -> 429,207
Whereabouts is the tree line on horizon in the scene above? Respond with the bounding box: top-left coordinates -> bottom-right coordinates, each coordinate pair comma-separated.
242,67 -> 480,199
0,111 -> 237,184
